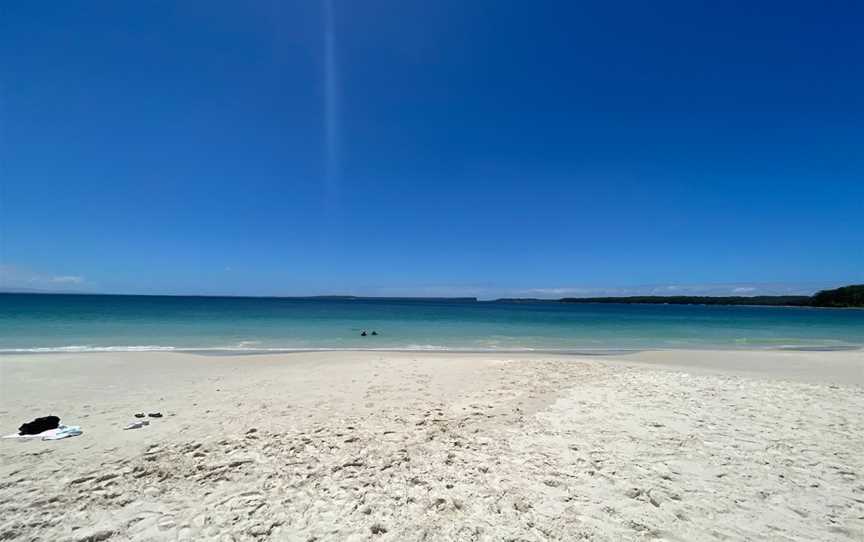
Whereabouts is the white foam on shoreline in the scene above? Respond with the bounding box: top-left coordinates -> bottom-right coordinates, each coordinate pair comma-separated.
0,345 -> 180,353
0,345 -> 551,354
0,344 -> 859,354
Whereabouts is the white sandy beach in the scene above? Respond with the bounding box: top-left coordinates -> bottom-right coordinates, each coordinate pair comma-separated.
1,349 -> 863,541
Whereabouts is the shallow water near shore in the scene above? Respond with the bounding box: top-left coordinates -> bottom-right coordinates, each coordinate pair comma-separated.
2,293 -> 863,352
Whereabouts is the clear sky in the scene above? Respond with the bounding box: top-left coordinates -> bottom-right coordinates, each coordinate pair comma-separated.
2,1 -> 862,298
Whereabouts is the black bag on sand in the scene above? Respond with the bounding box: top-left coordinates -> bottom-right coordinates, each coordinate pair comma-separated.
18,415 -> 61,435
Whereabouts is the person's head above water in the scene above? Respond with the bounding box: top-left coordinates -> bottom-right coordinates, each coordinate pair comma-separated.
360,331 -> 367,336
371,331 -> 378,336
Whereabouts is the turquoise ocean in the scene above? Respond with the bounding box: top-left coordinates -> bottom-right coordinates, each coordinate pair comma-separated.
1,293 -> 862,353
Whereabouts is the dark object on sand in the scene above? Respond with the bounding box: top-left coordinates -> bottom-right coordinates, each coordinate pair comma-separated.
148,412 -> 163,418
134,413 -> 145,418
371,331 -> 378,336
18,415 -> 61,435
361,331 -> 367,336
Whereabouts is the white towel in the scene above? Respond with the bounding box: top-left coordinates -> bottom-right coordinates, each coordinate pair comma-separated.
2,428 -> 60,439
2,424 -> 82,440
43,425 -> 82,440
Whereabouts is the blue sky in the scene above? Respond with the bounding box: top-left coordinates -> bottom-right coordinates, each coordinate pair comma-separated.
2,1 -> 862,298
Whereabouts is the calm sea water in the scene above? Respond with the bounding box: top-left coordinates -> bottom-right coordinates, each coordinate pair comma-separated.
1,293 -> 862,352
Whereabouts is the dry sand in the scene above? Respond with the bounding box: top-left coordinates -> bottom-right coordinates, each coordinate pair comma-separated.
1,349 -> 862,541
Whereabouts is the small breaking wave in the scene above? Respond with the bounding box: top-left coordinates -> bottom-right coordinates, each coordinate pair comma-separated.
0,344 -> 643,355
0,345 -> 180,353
1,343 -> 857,355
0,344 -> 465,354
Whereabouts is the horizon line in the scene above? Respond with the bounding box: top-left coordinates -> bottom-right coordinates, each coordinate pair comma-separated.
1,288 -> 855,302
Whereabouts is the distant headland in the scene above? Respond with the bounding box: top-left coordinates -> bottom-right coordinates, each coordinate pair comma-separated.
552,284 -> 864,308
498,285 -> 864,308
1,285 -> 861,307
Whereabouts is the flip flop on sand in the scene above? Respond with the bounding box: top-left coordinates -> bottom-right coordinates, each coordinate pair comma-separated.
134,413 -> 145,418
124,420 -> 150,430
147,412 -> 163,418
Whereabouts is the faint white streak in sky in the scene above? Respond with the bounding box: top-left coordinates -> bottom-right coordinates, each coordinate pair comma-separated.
323,0 -> 340,207
0,264 -> 86,290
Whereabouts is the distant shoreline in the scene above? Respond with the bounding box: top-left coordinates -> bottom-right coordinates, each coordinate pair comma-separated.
2,286 -> 862,308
